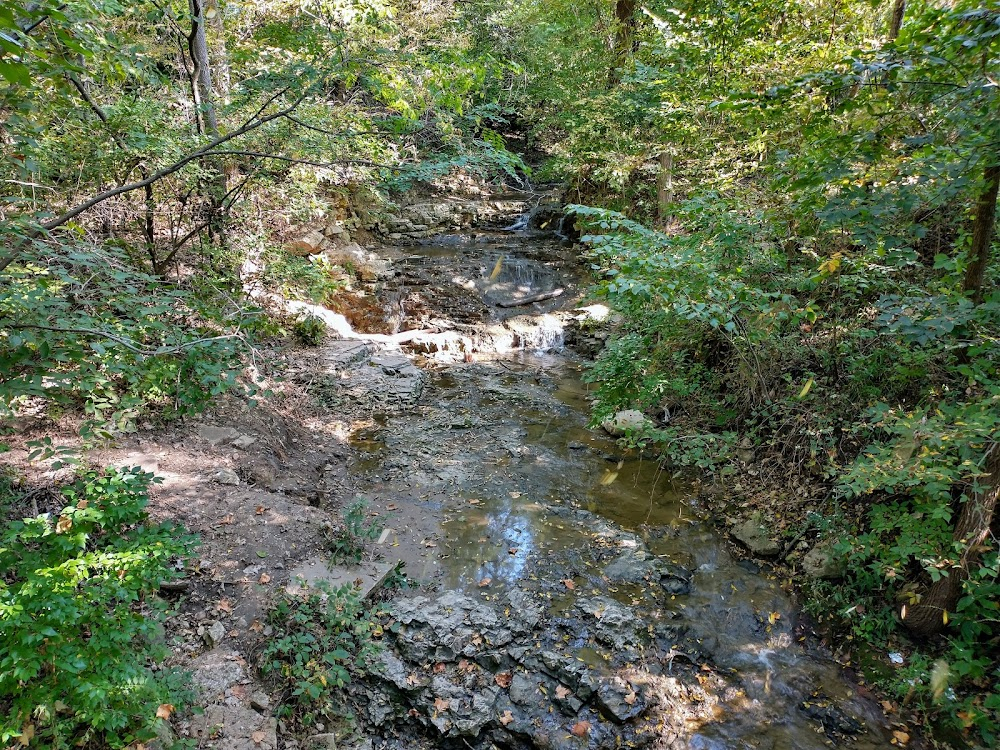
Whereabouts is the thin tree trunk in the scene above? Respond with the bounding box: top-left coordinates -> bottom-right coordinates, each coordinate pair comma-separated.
657,150 -> 673,223
903,442 -> 1000,638
188,0 -> 218,136
962,162 -> 1000,305
205,0 -> 231,105
888,0 -> 906,41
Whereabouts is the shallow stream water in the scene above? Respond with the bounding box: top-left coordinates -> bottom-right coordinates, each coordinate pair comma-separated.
345,231 -> 892,750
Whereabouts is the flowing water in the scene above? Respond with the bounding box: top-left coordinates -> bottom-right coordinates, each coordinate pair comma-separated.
344,229 -> 892,750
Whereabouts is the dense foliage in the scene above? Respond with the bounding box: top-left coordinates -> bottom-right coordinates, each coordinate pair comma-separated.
460,0 -> 1000,744
0,467 -> 195,748
3,0 -> 999,747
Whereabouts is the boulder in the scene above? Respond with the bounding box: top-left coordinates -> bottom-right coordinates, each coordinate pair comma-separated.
601,410 -> 650,437
731,518 -> 782,557
801,541 -> 846,580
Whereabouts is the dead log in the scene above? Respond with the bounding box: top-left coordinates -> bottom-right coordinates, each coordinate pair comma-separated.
495,288 -> 565,308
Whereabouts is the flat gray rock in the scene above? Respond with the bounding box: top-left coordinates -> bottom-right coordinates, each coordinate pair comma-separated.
286,557 -> 394,599
195,425 -> 240,446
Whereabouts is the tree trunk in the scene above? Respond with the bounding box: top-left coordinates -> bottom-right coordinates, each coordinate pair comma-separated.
888,0 -> 906,41
205,0 -> 231,105
903,441 -> 1000,638
657,150 -> 674,223
188,0 -> 218,136
608,0 -> 639,87
962,162 -> 1000,305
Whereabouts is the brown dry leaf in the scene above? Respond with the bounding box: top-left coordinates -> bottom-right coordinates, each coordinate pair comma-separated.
433,662 -> 447,674
495,672 -> 513,688
555,685 -> 571,699
468,499 -> 480,505
570,721 -> 591,737
386,503 -> 398,511
881,700 -> 895,714
252,731 -> 266,745
255,505 -> 267,515
258,573 -> 272,585
220,514 -> 235,525
892,730 -> 910,745
406,673 -> 421,687
479,577 -> 492,587
458,659 -> 475,674
155,704 -> 174,720
434,697 -> 450,712
561,579 -> 575,591
624,691 -> 637,705
249,620 -> 264,633
508,547 -> 518,555
407,708 -> 420,718
499,710 -> 515,726
55,515 -> 72,534
18,723 -> 35,746
77,499 -> 89,510
218,598 -> 234,613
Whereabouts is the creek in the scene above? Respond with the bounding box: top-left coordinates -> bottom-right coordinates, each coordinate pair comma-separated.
330,227 -> 892,750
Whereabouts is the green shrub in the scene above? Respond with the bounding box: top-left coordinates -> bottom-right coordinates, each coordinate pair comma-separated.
293,314 -> 327,347
325,498 -> 383,565
260,581 -> 381,729
0,467 -> 197,749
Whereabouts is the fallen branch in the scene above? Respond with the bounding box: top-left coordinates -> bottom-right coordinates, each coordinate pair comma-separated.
495,288 -> 565,308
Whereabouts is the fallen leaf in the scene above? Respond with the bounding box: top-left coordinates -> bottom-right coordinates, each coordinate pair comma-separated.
561,579 -> 575,591
508,547 -> 518,555
256,550 -> 267,558
555,685 -> 571,699
509,491 -> 522,498
258,573 -> 271,584
386,503 -> 398,510
570,721 -> 591,737
599,470 -> 618,486
892,730 -> 910,745
220,515 -> 235,525
56,515 -> 72,534
155,704 -> 174,720
458,659 -> 475,674
495,672 -> 513,688
255,505 -> 267,515
18,723 -> 35,747
249,620 -> 264,633
479,577 -> 492,587
252,731 -> 266,745
499,710 -> 515,726
434,697 -> 450,712
469,498 -> 480,504
768,611 -> 781,625
433,662 -> 447,674
407,708 -> 420,718
218,598 -> 233,613
77,499 -> 88,510
624,691 -> 637,705
406,674 -> 421,687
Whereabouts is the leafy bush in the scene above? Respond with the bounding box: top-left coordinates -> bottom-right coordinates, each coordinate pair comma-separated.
260,581 -> 382,729
0,467 -> 196,749
293,314 -> 328,347
326,498 -> 384,565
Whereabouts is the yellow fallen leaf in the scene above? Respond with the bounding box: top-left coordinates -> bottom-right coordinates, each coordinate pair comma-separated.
489,256 -> 505,281
768,611 -> 781,625
599,470 -> 619,486
155,704 -> 174,720
797,378 -> 814,399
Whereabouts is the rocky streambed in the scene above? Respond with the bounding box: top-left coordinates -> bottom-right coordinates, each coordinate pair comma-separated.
299,225 -> 895,749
